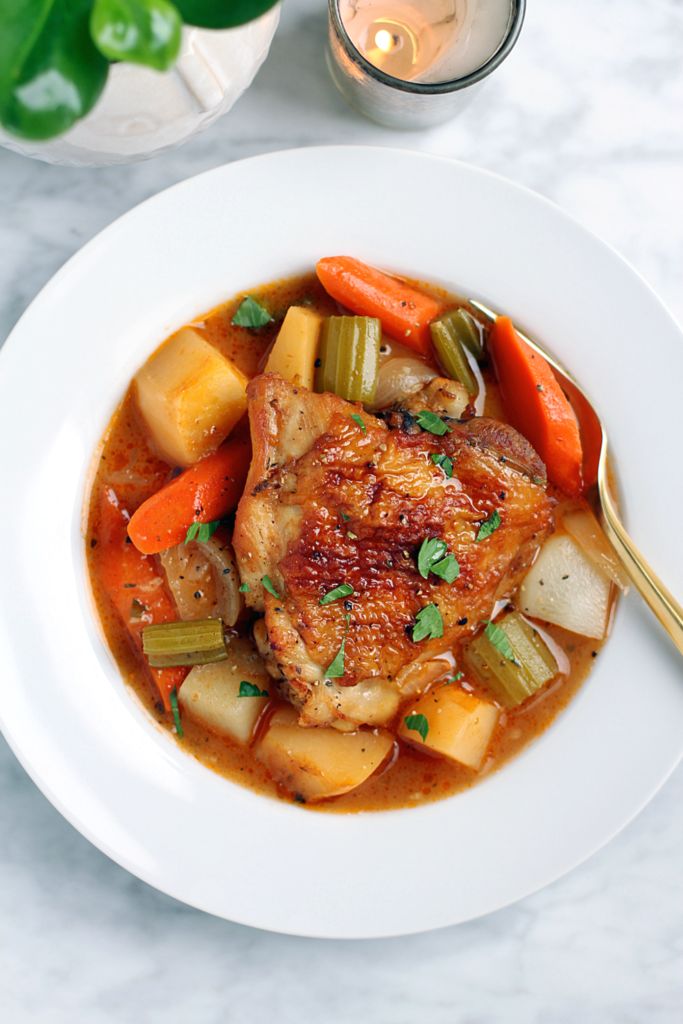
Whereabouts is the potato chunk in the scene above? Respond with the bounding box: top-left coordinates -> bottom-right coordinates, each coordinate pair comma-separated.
178,636 -> 270,745
264,306 -> 322,390
135,327 -> 248,466
254,706 -> 393,801
398,686 -> 499,770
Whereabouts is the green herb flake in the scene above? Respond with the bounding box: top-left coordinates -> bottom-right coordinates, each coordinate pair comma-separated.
186,519 -> 222,545
430,452 -> 454,477
532,475 -> 546,487
448,672 -> 464,683
484,620 -> 515,662
340,512 -> 350,522
431,553 -> 460,584
231,296 -> 272,327
412,604 -> 444,643
475,509 -> 501,542
239,583 -> 250,593
417,537 -> 448,579
350,413 -> 367,435
319,584 -> 354,606
347,531 -> 358,540
262,575 -> 280,598
416,410 -> 452,436
404,713 -> 429,742
238,681 -> 269,698
326,614 -> 350,678
169,685 -> 184,738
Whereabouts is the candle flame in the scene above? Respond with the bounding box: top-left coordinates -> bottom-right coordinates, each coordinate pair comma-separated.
374,29 -> 395,53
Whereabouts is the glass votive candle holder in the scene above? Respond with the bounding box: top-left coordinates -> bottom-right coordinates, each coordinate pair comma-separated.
327,0 -> 526,130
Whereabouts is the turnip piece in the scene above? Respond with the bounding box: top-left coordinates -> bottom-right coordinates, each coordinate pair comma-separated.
135,327 -> 248,467
398,686 -> 498,770
515,534 -> 612,639
265,306 -> 323,390
561,506 -> 630,593
254,706 -> 393,801
178,635 -> 270,745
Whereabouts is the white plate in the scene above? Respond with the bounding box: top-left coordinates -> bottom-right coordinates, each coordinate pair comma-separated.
1,147 -> 682,939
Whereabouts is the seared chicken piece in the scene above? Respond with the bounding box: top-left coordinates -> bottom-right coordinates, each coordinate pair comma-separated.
233,373 -> 554,727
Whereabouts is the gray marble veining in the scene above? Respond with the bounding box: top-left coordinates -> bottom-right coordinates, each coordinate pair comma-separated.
1,0 -> 683,1020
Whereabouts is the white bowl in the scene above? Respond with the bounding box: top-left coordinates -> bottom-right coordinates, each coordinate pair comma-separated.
0,9 -> 280,167
1,147 -> 682,938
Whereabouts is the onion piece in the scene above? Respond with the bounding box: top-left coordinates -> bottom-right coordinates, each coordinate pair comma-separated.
515,533 -> 613,639
561,506 -> 630,593
158,533 -> 243,625
368,357 -> 436,411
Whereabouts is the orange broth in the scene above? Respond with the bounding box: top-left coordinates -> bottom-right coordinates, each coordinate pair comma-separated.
86,273 -> 607,813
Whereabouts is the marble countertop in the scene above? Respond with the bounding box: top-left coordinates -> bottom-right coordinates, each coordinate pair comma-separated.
1,0 -> 682,1019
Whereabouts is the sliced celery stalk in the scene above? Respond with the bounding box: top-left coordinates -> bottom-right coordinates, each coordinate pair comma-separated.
464,611 -> 558,707
434,308 -> 483,358
314,316 -> 381,402
430,319 -> 478,397
142,618 -> 227,667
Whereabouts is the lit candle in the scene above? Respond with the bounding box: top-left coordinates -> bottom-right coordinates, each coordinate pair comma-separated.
339,0 -> 513,84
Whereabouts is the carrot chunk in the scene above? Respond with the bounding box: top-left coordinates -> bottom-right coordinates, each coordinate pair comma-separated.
93,486 -> 187,710
488,316 -> 584,496
127,425 -> 252,555
316,256 -> 443,357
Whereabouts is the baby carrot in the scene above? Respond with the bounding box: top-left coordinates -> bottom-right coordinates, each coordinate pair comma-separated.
127,424 -> 252,555
488,316 -> 584,496
93,486 -> 187,711
316,256 -> 444,357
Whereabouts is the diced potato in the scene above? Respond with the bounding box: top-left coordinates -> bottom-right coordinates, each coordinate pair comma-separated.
254,706 -> 393,801
265,306 -> 322,390
398,685 -> 499,770
135,327 -> 248,466
515,533 -> 612,639
178,636 -> 270,744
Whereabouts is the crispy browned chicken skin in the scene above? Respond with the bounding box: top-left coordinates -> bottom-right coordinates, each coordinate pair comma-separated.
233,373 -> 554,727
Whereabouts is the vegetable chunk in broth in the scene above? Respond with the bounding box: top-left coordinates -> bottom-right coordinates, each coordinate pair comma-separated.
86,260 -> 615,812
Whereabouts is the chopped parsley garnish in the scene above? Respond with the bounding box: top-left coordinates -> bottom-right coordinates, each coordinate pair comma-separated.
262,575 -> 280,598
448,672 -> 464,683
239,582 -> 250,593
475,509 -> 501,542
430,452 -> 454,477
350,413 -> 367,434
326,614 -> 350,678
431,553 -> 460,584
532,475 -> 546,487
340,511 -> 350,522
415,410 -> 452,435
169,686 -> 184,738
412,604 -> 444,642
404,713 -> 429,742
319,584 -> 354,606
484,620 -> 515,661
238,681 -> 269,698
185,519 -> 222,544
231,296 -> 272,327
417,537 -> 460,584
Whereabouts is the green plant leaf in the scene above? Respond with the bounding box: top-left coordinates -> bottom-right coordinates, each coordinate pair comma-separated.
412,604 -> 443,643
262,575 -> 280,598
431,553 -> 460,584
417,537 -> 447,579
174,0 -> 279,30
0,0 -> 109,140
232,296 -> 272,327
169,685 -> 184,737
319,584 -> 354,606
430,452 -> 453,477
404,713 -> 429,743
185,518 -> 222,544
326,614 -> 350,679
90,0 -> 182,71
415,410 -> 452,436
238,680 -> 269,698
484,620 -> 515,661
239,582 -> 250,593
350,413 -> 367,435
476,509 -> 501,542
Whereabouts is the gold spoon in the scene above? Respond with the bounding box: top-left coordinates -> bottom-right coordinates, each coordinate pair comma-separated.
469,298 -> 683,656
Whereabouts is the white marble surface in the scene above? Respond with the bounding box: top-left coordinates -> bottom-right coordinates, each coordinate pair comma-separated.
2,0 -> 683,1018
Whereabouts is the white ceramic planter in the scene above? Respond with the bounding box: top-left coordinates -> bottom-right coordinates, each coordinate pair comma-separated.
0,6 -> 280,167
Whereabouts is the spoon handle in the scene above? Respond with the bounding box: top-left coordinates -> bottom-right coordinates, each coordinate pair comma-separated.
599,471 -> 683,655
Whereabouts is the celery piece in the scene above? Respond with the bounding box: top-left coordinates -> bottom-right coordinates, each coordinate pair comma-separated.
430,319 -> 478,397
142,618 -> 227,667
314,316 -> 381,402
464,611 -> 558,707
433,308 -> 483,358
